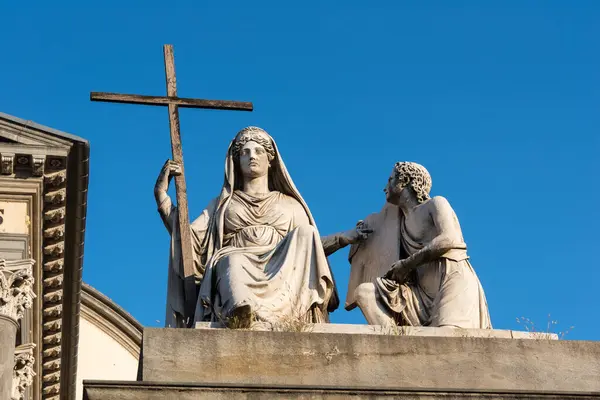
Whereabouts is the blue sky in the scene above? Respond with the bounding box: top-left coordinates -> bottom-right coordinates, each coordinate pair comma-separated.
1,1 -> 598,339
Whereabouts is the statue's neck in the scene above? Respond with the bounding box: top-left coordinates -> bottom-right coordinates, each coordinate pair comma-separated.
242,175 -> 270,196
398,191 -> 420,216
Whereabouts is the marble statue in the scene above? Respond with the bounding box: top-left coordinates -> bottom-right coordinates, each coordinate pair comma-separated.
155,126 -> 369,328
351,162 -> 492,329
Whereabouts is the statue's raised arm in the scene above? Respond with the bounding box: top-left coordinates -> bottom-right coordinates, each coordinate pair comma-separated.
155,159 -> 216,328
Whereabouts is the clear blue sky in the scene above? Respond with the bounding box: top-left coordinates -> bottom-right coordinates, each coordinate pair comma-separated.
1,1 -> 598,340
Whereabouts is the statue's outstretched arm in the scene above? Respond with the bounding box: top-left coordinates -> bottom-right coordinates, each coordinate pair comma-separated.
321,221 -> 372,257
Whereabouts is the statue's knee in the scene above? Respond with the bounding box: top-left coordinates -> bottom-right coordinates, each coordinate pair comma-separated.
354,282 -> 375,306
217,254 -> 243,274
295,223 -> 315,236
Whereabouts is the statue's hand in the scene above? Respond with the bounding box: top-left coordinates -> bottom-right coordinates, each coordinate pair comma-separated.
384,259 -> 411,284
338,220 -> 373,246
155,159 -> 182,192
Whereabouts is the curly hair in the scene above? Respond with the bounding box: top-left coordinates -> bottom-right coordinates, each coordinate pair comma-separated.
231,126 -> 276,162
393,162 -> 432,203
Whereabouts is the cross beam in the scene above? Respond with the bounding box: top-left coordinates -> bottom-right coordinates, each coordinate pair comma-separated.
90,92 -> 253,111
91,44 -> 253,324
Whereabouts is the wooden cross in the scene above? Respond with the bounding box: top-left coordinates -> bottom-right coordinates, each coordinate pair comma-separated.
91,44 -> 253,323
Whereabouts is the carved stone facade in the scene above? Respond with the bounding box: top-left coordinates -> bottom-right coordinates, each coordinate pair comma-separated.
0,258 -> 35,322
13,343 -> 37,400
0,112 -> 89,400
41,163 -> 67,399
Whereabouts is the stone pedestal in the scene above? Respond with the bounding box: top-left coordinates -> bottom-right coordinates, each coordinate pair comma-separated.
83,325 -> 600,399
0,259 -> 35,400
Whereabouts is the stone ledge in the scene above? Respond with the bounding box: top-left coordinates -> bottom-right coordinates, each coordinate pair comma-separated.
142,327 -> 600,393
83,381 -> 600,400
195,322 -> 558,339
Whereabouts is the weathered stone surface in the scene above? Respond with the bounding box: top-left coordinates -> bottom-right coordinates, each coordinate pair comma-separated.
195,322 -> 556,339
84,380 -> 600,399
142,327 -> 600,393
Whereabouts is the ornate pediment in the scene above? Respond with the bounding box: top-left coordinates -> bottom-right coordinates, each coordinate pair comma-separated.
0,112 -> 81,149
0,113 -> 80,180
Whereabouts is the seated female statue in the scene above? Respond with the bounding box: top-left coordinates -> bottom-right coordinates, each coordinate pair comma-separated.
155,126 -> 368,328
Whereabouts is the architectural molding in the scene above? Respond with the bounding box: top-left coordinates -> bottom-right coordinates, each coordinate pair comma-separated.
41,160 -> 67,400
81,284 -> 143,358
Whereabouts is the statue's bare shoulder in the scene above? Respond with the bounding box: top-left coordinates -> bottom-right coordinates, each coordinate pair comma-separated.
424,195 -> 463,240
404,196 -> 461,242
427,195 -> 453,215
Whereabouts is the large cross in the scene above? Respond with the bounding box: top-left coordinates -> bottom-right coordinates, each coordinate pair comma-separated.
91,44 -> 253,323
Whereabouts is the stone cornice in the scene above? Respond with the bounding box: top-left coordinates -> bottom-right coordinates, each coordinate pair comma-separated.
0,259 -> 36,323
41,161 -> 67,400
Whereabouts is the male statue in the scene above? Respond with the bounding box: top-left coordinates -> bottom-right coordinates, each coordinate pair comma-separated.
352,162 -> 491,329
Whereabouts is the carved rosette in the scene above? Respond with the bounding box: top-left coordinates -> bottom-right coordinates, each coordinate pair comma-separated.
41,162 -> 67,399
0,259 -> 36,323
12,343 -> 36,400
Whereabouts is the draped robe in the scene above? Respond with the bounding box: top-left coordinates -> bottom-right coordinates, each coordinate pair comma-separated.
197,190 -> 333,324
374,216 -> 492,328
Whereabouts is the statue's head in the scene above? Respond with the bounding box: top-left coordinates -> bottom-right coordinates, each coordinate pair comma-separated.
385,162 -> 432,205
232,126 -> 276,180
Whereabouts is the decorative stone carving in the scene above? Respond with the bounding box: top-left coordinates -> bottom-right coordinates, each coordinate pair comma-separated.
0,259 -> 36,322
47,157 -> 65,171
43,226 -> 65,241
43,290 -> 62,303
12,343 -> 36,400
16,155 -> 30,166
43,208 -> 65,224
32,155 -> 46,177
350,162 -> 492,329
44,170 -> 66,187
42,259 -> 63,273
43,243 -> 64,258
1,153 -> 15,175
41,161 -> 67,399
44,189 -> 66,206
